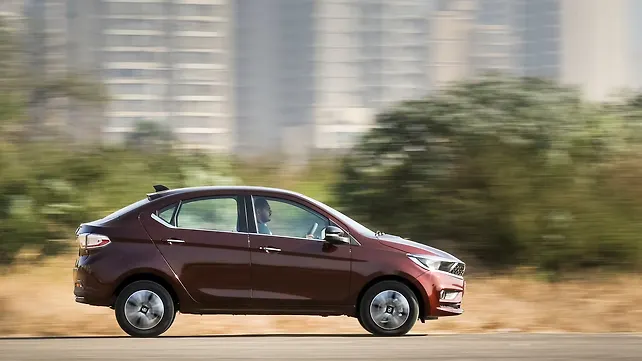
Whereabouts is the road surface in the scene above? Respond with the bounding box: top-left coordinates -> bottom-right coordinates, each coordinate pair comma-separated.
1,333 -> 640,360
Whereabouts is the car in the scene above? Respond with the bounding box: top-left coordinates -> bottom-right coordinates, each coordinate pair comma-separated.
73,185 -> 466,337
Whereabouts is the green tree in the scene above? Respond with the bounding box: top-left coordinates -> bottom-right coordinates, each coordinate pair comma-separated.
336,75 -> 642,274
125,120 -> 176,153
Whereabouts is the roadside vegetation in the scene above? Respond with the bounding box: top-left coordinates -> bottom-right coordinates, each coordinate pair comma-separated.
2,16 -> 642,278
2,15 -> 642,336
4,76 -> 642,278
336,76 -> 642,277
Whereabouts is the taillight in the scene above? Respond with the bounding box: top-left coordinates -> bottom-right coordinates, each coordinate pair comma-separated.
77,233 -> 111,249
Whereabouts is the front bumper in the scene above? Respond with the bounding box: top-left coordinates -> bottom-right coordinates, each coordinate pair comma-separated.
414,270 -> 465,318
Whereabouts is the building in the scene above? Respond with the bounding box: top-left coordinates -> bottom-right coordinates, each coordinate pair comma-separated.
314,0 -> 432,151
233,0 -> 316,159
429,0 -> 476,87
518,0 -> 562,79
313,0 -> 369,152
0,0 -> 23,20
233,0 -> 436,157
469,0 -> 521,75
98,0 -> 234,151
432,0 -> 637,102
635,0 -> 642,90
24,0 -> 70,135
20,0 -> 639,157
21,0 -> 234,150
559,0 -> 633,101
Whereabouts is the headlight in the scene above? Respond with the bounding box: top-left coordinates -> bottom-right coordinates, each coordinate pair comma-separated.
407,254 -> 451,271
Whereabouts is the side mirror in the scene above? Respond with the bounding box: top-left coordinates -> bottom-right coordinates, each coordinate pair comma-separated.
323,226 -> 350,245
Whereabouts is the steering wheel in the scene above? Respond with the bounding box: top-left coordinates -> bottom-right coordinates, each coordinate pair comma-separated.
306,222 -> 319,239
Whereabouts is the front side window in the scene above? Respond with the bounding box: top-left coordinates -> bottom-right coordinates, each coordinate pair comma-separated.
252,196 -> 330,240
176,197 -> 239,232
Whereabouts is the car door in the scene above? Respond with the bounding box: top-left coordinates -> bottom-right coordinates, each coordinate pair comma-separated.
247,194 -> 352,312
140,194 -> 252,310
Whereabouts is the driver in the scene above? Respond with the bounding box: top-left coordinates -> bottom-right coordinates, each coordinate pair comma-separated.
254,197 -> 272,235
254,197 -> 317,239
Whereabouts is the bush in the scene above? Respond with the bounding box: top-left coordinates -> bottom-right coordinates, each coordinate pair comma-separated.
0,142 -> 337,265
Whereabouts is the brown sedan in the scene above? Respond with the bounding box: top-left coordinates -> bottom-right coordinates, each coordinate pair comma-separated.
73,185 -> 466,337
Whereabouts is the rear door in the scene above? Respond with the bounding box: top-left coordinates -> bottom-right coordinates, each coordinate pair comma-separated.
247,195 -> 352,312
140,194 -> 252,310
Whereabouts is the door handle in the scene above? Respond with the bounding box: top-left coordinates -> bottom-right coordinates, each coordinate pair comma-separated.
165,238 -> 185,245
259,246 -> 281,253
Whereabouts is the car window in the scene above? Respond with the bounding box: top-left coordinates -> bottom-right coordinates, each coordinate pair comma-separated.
252,196 -> 329,240
176,197 -> 239,232
157,204 -> 177,225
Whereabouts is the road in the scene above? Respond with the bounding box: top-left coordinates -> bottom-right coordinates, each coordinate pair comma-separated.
1,334 -> 640,360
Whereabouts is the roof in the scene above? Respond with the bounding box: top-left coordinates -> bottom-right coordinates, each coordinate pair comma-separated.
147,185 -> 307,201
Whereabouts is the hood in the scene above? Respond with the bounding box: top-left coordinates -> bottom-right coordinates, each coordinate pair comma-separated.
376,234 -> 462,262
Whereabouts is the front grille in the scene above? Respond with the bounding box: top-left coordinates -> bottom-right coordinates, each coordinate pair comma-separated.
450,263 -> 465,277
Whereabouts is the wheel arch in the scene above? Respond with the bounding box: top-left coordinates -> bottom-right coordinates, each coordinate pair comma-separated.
355,274 -> 428,322
112,272 -> 180,310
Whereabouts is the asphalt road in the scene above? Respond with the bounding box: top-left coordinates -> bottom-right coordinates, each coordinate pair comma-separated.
1,334 -> 640,360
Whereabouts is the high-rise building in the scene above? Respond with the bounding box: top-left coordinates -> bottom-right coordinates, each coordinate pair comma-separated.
518,0 -> 562,79
313,0 -> 365,151
0,0 -> 23,20
314,0 -> 432,151
21,0 -> 235,150
560,0 -> 633,101
634,0 -> 642,90
97,0 -> 234,151
235,0 -> 434,156
65,0 -> 103,141
233,0 -> 316,159
469,0 -> 521,75
428,0 -> 476,87
443,0 -> 635,102
20,0 -> 639,158
24,0 -> 70,134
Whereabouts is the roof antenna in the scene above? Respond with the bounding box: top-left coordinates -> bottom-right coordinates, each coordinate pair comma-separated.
153,184 -> 169,192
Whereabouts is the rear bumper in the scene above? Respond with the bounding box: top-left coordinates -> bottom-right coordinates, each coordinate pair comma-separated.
73,261 -> 113,307
415,270 -> 465,318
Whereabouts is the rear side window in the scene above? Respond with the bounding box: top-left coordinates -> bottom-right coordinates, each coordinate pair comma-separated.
176,197 -> 240,232
157,204 -> 177,225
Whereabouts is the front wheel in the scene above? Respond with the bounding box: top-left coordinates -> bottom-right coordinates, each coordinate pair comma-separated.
358,280 -> 419,336
114,280 -> 176,337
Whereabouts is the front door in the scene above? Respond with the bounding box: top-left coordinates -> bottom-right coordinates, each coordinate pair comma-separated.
140,195 -> 251,310
247,195 -> 352,312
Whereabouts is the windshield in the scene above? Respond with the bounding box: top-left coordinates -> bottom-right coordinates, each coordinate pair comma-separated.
300,195 -> 376,237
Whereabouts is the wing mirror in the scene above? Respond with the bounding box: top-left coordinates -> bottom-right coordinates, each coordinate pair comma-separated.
323,226 -> 350,245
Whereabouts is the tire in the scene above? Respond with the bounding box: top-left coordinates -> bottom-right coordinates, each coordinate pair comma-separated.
358,280 -> 419,336
115,280 -> 176,337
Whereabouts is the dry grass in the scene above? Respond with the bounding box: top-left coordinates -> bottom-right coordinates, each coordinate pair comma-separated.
1,251 -> 641,337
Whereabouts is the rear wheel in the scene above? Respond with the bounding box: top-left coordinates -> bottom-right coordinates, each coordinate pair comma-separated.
358,280 -> 419,336
115,280 -> 176,337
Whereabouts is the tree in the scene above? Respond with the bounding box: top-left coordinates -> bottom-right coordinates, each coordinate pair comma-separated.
336,75 -> 642,273
125,120 -> 176,153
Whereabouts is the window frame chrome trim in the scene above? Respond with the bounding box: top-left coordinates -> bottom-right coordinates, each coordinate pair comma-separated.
150,210 -> 250,236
